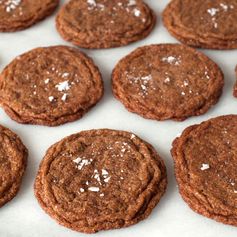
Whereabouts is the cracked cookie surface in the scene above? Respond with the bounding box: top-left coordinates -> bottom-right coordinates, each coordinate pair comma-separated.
112,44 -> 224,121
171,115 -> 237,226
0,125 -> 27,208
34,129 -> 167,233
163,0 -> 237,49
0,0 -> 59,32
0,46 -> 104,126
56,0 -> 156,49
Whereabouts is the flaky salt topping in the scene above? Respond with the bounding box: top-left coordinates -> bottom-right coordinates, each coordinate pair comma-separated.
0,0 -> 22,13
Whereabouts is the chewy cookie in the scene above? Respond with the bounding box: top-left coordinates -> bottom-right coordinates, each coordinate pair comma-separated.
171,115 -> 237,226
163,0 -> 237,49
34,129 -> 167,233
112,44 -> 224,121
0,46 -> 104,126
0,0 -> 59,32
56,0 -> 156,49
0,125 -> 27,207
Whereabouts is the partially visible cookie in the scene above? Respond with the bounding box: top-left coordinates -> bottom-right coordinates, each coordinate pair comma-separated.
56,0 -> 156,49
233,65 -> 237,97
0,46 -> 104,126
171,115 -> 237,226
112,44 -> 224,121
34,129 -> 167,233
163,0 -> 237,49
0,0 -> 59,32
0,125 -> 27,208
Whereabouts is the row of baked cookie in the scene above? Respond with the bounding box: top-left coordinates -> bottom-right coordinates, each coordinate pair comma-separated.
1,0 -> 237,49
0,44 -> 236,126
2,114 -> 237,233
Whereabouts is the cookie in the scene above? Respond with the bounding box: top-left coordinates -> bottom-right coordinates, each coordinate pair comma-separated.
171,115 -> 237,226
0,46 -> 104,126
34,129 -> 167,233
56,0 -> 156,49
233,65 -> 237,97
163,0 -> 237,49
0,0 -> 59,32
0,124 -> 27,208
112,44 -> 224,121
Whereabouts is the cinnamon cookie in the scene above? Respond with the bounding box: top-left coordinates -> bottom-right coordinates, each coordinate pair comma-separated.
34,129 -> 167,233
112,44 -> 224,121
171,115 -> 237,226
56,0 -> 156,49
0,0 -> 59,32
163,0 -> 237,49
0,125 -> 27,207
0,46 -> 103,126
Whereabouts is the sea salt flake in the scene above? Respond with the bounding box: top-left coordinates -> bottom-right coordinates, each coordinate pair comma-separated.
162,56 -> 181,65
80,188 -> 85,192
104,177 -> 111,183
48,96 -> 54,102
61,93 -> 67,101
87,0 -> 96,6
128,0 -> 136,6
207,8 -> 219,16
88,187 -> 100,192
45,78 -> 50,84
102,169 -> 109,176
201,163 -> 210,171
133,8 -> 141,17
56,81 -> 70,91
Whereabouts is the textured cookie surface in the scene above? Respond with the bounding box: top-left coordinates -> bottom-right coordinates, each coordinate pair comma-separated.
34,129 -> 167,233
112,44 -> 224,121
0,125 -> 27,207
56,0 -> 156,49
0,46 -> 103,126
163,0 -> 237,49
171,115 -> 237,226
0,0 -> 59,32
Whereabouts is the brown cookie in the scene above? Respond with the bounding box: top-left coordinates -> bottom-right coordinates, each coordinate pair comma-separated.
34,129 -> 167,233
171,115 -> 237,226
0,0 -> 59,32
163,0 -> 237,49
233,65 -> 237,97
0,46 -> 104,126
56,0 -> 156,49
112,44 -> 224,121
0,124 -> 27,208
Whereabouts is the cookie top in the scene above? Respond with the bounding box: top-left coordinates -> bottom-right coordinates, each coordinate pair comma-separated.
0,0 -> 59,32
0,124 -> 27,207
0,46 -> 104,126
171,115 -> 237,226
56,0 -> 156,49
112,44 -> 224,121
163,0 -> 237,49
34,129 -> 167,233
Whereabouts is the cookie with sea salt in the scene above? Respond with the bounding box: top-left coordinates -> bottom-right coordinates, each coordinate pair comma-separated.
163,0 -> 237,49
171,115 -> 237,226
56,0 -> 156,49
0,46 -> 103,126
34,129 -> 167,233
112,44 -> 224,121
0,124 -> 27,207
0,0 -> 59,32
